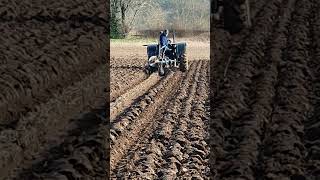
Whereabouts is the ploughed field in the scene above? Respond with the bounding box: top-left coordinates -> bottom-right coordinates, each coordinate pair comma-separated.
211,0 -> 320,179
110,41 -> 211,179
0,0 -> 108,179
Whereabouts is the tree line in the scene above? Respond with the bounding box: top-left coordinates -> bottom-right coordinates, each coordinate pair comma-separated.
110,0 -> 210,38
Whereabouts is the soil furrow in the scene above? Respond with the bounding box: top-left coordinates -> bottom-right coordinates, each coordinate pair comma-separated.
213,0 -> 296,179
211,0 -> 320,179
0,22 -> 106,128
15,106 -> 107,180
211,0 -> 277,94
111,60 -> 202,179
110,70 -> 183,172
110,61 -> 198,147
0,0 -> 107,22
250,0 -> 270,20
110,70 -> 146,101
211,0 -> 290,178
110,57 -> 146,69
110,73 -> 160,122
303,0 -> 320,179
109,70 -> 190,146
158,60 -> 204,179
261,0 -> 312,178
0,1 -> 108,179
0,65 -> 106,179
177,60 -> 210,179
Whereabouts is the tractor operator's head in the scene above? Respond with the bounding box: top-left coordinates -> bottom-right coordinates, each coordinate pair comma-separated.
164,29 -> 169,36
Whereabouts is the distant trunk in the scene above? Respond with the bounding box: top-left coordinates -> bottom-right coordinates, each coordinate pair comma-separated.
110,0 -> 122,38
121,5 -> 127,35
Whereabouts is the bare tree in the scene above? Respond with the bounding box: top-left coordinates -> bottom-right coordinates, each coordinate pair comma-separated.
110,0 -> 210,37
164,0 -> 210,31
117,0 -> 152,35
110,0 -> 121,37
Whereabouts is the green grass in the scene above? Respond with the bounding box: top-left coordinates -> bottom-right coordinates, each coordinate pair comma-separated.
111,35 -> 157,43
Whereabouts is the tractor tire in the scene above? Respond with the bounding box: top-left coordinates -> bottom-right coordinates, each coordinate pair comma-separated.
148,66 -> 157,75
158,64 -> 165,76
179,54 -> 188,72
144,64 -> 151,75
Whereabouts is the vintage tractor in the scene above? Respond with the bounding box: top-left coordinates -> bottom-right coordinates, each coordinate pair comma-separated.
212,0 -> 251,34
143,32 -> 188,76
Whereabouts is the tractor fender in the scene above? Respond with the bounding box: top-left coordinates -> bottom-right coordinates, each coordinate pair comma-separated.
148,56 -> 159,67
148,56 -> 158,62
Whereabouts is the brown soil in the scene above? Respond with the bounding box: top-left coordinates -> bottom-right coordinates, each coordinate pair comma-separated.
110,42 -> 210,178
110,68 -> 147,102
211,0 -> 320,179
0,0 -> 108,179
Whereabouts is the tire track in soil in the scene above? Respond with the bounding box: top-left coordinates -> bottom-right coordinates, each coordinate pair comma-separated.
110,73 -> 160,122
111,60 -> 210,179
110,68 -> 184,172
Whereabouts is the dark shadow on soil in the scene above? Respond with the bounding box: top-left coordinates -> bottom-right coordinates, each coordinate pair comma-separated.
15,105 -> 108,180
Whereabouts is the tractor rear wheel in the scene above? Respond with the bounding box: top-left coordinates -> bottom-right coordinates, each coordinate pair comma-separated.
158,64 -> 165,76
179,54 -> 188,72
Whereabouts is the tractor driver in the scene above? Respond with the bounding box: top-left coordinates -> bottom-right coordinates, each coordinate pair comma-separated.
159,29 -> 171,58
